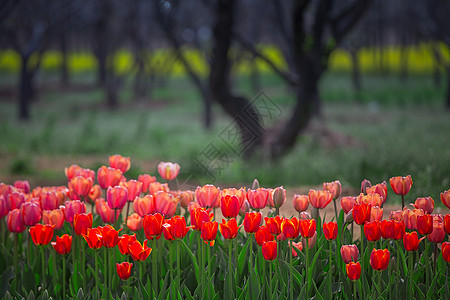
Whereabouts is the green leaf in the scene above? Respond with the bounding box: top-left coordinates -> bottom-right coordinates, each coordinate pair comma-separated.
183,285 -> 195,300
396,241 -> 408,277
181,239 -> 199,283
237,238 -> 250,280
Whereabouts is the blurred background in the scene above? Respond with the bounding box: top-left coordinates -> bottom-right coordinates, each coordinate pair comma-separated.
0,0 -> 449,205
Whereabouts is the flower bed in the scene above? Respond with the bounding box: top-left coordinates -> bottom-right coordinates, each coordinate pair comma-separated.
0,155 -> 449,299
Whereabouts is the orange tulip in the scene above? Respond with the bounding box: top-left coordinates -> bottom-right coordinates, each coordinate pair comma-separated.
308,189 -> 333,209
117,234 -> 137,255
366,181 -> 388,204
120,180 -> 143,202
116,262 -> 133,280
52,234 -> 72,255
323,221 -> 338,240
97,166 -> 123,189
323,180 -> 342,200
133,195 -> 155,217
264,216 -> 283,236
196,184 -> 220,208
88,185 -> 102,203
219,218 -> 241,239
70,176 -> 94,198
403,232 -> 423,251
389,175 -> 413,196
157,161 -> 180,181
417,214 -> 433,235
412,197 -> 434,214
190,207 -> 211,231
62,200 -> 86,223
281,217 -> 300,239
20,201 -> 42,226
370,206 -> 383,222
65,164 -> 82,180
201,221 -> 218,246
143,213 -> 164,240
106,185 -> 128,210
109,154 -> 131,173
389,210 -> 403,221
42,209 -> 65,230
346,262 -> 361,281
255,226 -> 275,246
163,216 -> 191,240
299,219 -> 316,239
154,191 -> 178,218
427,221 -> 445,243
370,249 -> 390,271
148,182 -> 169,196
442,242 -> 450,262
243,212 -> 262,234
353,203 -> 371,225
340,196 -> 356,214
30,224 -> 54,246
270,186 -> 286,208
440,190 -> 450,209
138,174 -> 157,193
364,221 -> 381,242
292,195 -> 309,213
341,245 -> 359,264
95,198 -> 121,223
83,227 -> 103,249
128,240 -> 152,261
178,190 -> 195,209
73,213 -> 93,236
127,213 -> 143,231
356,193 -> 383,207
245,188 -> 269,210
220,195 -> 240,219
444,214 -> 450,235
262,240 -> 277,261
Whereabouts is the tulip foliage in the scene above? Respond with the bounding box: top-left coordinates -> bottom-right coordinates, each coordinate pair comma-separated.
0,156 -> 449,299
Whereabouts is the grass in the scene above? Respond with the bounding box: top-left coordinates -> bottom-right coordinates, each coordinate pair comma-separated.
0,70 -> 449,206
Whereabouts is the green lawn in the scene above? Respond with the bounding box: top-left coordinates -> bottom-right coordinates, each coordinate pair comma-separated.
0,71 -> 449,205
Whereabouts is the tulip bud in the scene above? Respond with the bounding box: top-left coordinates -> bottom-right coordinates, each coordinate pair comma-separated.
252,179 -> 260,190
361,179 -> 372,194
271,186 -> 286,208
299,211 -> 312,220
345,211 -> 354,224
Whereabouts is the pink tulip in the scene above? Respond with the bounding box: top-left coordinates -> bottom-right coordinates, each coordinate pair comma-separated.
42,209 -> 65,230
413,197 -> 434,214
97,166 -> 123,189
308,189 -> 333,209
61,200 -> 86,223
340,196 -> 356,214
0,195 -> 8,219
370,206 -> 383,222
20,201 -> 42,226
6,191 -> 25,211
127,213 -> 143,231
95,198 -> 121,223
154,191 -> 178,218
148,182 -> 169,196
196,185 -> 220,208
40,191 -> 59,211
221,188 -> 246,208
106,186 -> 128,210
247,188 -> 270,210
109,154 -> 131,173
13,180 -> 30,194
120,180 -> 143,202
133,195 -> 155,217
158,161 -> 180,181
323,180 -> 342,200
7,209 -> 26,233
138,174 -> 157,193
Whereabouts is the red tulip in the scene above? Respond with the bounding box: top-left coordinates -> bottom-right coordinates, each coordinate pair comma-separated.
14,180 -> 30,194
353,203 -> 371,225
100,225 -> 121,248
196,185 -> 220,208
323,221 -> 338,240
366,181 -> 388,204
341,245 -> 359,264
154,191 -> 178,218
190,207 -> 212,231
40,191 -> 59,210
143,213 -> 164,240
403,232 -> 423,251
120,180 -> 143,202
138,174 -> 157,193
201,221 -> 218,246
323,180 -> 342,200
427,221 -> 445,243
20,201 -> 42,226
95,198 -> 121,223
292,195 -> 309,213
106,186 -> 128,210
264,216 -> 283,236
444,214 -> 450,235
133,195 -> 155,217
246,188 -> 270,210
299,219 -> 316,239
73,213 -> 93,236
0,195 -> 8,219
441,190 -> 450,209
340,196 -> 356,214
163,216 -> 191,240
52,234 -> 72,255
380,220 -> 405,240
255,226 -> 275,246
243,212 -> 262,234
97,166 -> 123,189
220,195 -> 240,219
308,189 -> 333,209
364,221 -> 381,242
221,188 -> 246,208
417,214 -> 433,235
219,218 -> 241,239
370,206 -> 383,222
42,209 -> 65,230
109,154 -> 131,173
442,242 -> 450,262
281,217 -> 300,239
389,175 -> 413,196
291,241 -> 303,257
61,200 -> 86,223
70,176 -> 93,198
82,227 -> 103,249
128,240 -> 152,261
116,262 -> 133,280
262,241 -> 277,261
127,213 -> 143,231
346,262 -> 361,281
157,161 -> 180,181
30,224 -> 54,246
370,249 -> 390,271
117,234 -> 137,255
412,197 -> 434,214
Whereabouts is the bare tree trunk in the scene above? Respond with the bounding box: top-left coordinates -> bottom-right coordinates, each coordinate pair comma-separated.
19,54 -> 31,120
350,49 -> 362,102
60,32 -> 69,87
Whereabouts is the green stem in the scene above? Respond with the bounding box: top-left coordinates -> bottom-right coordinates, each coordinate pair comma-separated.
275,257 -> 281,295
235,237 -> 238,297
41,246 -> 46,290
360,225 -> 364,257
62,255 -> 66,300
207,243 -> 211,299
72,233 -> 79,292
329,241 -> 333,298
177,241 -> 181,294
401,195 -> 405,210
433,243 -> 438,275
228,240 -> 233,298
333,198 -> 338,222
201,237 -> 205,297
28,232 -> 32,267
125,202 -> 131,231
269,261 -> 273,295
353,281 -> 356,298
408,251 -> 413,299
104,247 -> 108,296
13,234 -> 18,283
81,237 -> 86,291
95,251 -> 99,299
306,239 -> 310,298
275,207 -> 280,216
378,271 -> 382,297
152,238 -> 158,296
139,261 -> 144,285
289,240 -> 294,300
249,234 -> 254,296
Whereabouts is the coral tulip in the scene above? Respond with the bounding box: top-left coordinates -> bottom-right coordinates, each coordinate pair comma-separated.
389,175 -> 413,196
291,241 -> 303,257
403,232 -> 423,251
340,196 -> 356,214
96,198 -> 120,223
402,208 -> 423,230
73,213 -> 93,236
389,210 -> 403,221
20,201 -> 42,226
323,180 -> 342,200
341,245 -> 359,264
64,164 -> 81,180
109,154 -> 131,173
293,195 -> 309,213
148,182 -> 169,196
14,180 -> 30,194
133,195 -> 155,217
97,166 -> 123,189
299,219 -> 316,239
220,195 -> 240,219
40,191 -> 59,211
201,221 -> 218,246
380,220 -> 405,240
88,185 -> 102,203
444,214 -> 450,235
346,262 -> 361,281
70,176 -> 93,198
7,209 -> 25,233
163,216 -> 191,240
128,240 -> 152,261
370,249 -> 390,271
353,203 -> 371,225
323,221 -> 338,240
270,186 -> 286,208
196,184 -> 220,208
154,191 -> 178,218
364,221 -> 381,242
356,193 -> 382,207
417,214 -> 433,235
370,206 -> 383,222
62,200 -> 86,223
120,180 -> 142,202
308,189 -> 333,209
116,262 -> 133,280
221,188 -> 246,208
281,217 -> 300,239
117,234 -> 137,255
262,240 -> 277,261
52,234 -> 72,255
412,197 -> 434,214
366,182 -> 388,204
264,216 -> 283,236
106,185 -> 128,210
255,226 -> 275,246
157,161 -> 180,181
178,190 -> 195,209
83,227 -> 103,249
143,213 -> 165,240
442,242 -> 450,262
244,211 -> 262,234
440,190 -> 450,209
246,188 -> 270,210
127,213 -> 143,231
30,224 -> 54,245
219,218 -> 241,239
427,221 -> 445,243
42,209 -> 65,230
101,225 -> 121,248
138,174 -> 157,193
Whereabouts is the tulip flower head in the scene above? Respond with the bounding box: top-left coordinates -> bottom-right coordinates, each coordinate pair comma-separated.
403,232 -> 424,251
191,207 -> 212,231
244,211 -> 262,234
366,181 -> 388,204
323,221 -> 338,240
353,203 -> 371,225
427,221 -> 445,243
308,189 -> 333,209
0,195 -> 7,219
389,175 -> 413,196
95,198 -> 121,224
299,219 -> 316,239
30,224 -> 54,246
417,214 -> 433,235
73,213 -> 93,236
20,201 -> 42,227
444,214 -> 450,235
323,180 -> 342,200
246,188 -> 270,210
370,206 -> 383,222
138,174 -> 157,193
127,213 -> 143,231
52,234 -> 72,255
128,240 -> 152,261
154,191 -> 178,218
346,262 -> 361,281
157,161 -> 180,181
341,245 -> 359,264
292,195 -> 309,213
442,242 -> 450,262
370,248 -> 390,271
360,179 -> 372,194
97,166 -> 123,189
14,180 -> 30,194
7,191 -> 25,211
262,241 -> 277,261
364,221 -> 381,242
143,213 -> 164,240
106,185 -> 128,210
220,195 -> 240,219
178,190 -> 195,209
302,232 -> 318,250
271,186 -> 286,208
40,191 -> 59,210
255,226 -> 275,246
340,196 -> 356,214
83,227 -> 103,249
264,216 -> 283,236
88,185 -> 102,203
402,208 -> 423,230
42,209 -> 65,230
101,225 -> 122,248
62,200 -> 86,223
440,190 -> 450,209
133,195 -> 155,217
196,185 -> 220,208
219,218 -> 241,239
116,262 -> 133,280
291,241 -> 303,257
201,221 -> 218,246
412,197 -> 434,214
109,154 -> 131,173
120,180 -> 143,202
281,217 -> 300,239
163,216 -> 191,240
70,176 -> 93,198
117,234 -> 137,255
